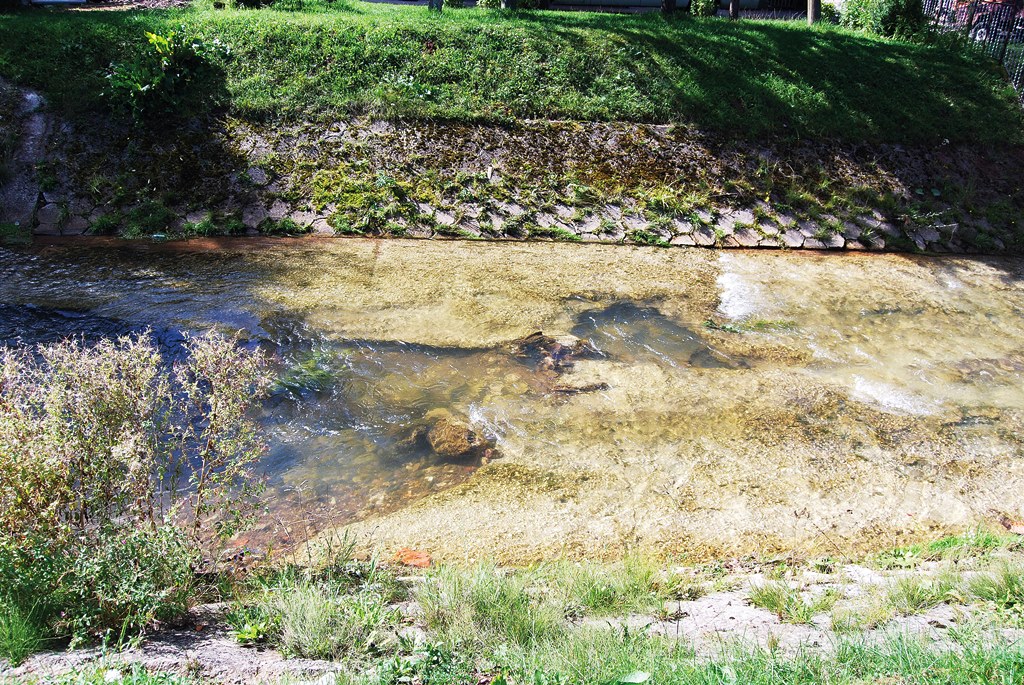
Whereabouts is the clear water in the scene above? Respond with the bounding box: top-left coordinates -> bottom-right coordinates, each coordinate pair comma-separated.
3,239 -> 1024,558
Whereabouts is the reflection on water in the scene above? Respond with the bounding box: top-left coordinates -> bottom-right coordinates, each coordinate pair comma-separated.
3,240 -> 1024,558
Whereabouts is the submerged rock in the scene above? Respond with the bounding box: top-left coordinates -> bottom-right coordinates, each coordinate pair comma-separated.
409,408 -> 495,461
513,331 -> 600,373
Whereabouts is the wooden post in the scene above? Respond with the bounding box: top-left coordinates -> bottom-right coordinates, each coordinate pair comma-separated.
808,0 -> 821,23
428,0 -> 443,12
662,0 -> 676,13
729,0 -> 739,18
501,0 -> 516,7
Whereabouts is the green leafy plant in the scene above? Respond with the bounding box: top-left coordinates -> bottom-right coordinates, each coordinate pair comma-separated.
0,333 -> 270,647
259,217 -> 312,236
841,0 -> 926,38
689,0 -> 719,17
106,31 -> 228,122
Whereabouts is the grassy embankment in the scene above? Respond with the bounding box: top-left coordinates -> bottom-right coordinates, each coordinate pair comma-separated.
1,2 -> 1022,248
0,1 -> 1019,145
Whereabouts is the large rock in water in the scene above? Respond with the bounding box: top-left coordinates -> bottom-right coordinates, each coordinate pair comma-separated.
423,408 -> 492,460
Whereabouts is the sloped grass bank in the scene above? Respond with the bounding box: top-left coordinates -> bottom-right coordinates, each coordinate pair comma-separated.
0,1 -> 1020,145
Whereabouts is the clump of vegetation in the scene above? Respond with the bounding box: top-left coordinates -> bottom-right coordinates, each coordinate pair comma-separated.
626,228 -> 669,247
121,200 -> 178,237
748,582 -> 840,624
0,599 -> 41,666
969,563 -> 1024,611
106,31 -> 229,123
0,333 -> 270,654
0,221 -> 29,246
529,225 -> 581,242
875,528 -> 1021,569
259,216 -> 312,236
418,563 -> 567,648
182,212 -> 247,237
884,571 -> 963,615
842,0 -> 926,39
689,0 -> 719,16
226,537 -> 405,662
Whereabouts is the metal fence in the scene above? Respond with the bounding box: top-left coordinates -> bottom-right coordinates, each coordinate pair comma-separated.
924,0 -> 1024,101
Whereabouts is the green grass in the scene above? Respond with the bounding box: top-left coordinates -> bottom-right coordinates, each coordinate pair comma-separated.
417,563 -> 568,648
968,563 -> 1024,609
875,528 -> 1022,569
46,664 -> 199,684
748,581 -> 841,624
884,571 -> 963,615
0,598 -> 42,666
495,631 -> 1024,685
0,1 -> 1020,145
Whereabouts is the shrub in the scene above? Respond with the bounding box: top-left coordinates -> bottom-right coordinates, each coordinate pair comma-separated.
0,333 -> 270,646
820,2 -> 841,23
841,0 -> 926,38
106,31 -> 229,122
0,526 -> 195,645
689,0 -> 719,17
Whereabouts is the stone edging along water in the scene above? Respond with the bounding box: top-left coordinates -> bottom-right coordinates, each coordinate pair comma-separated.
3,85 -> 1021,254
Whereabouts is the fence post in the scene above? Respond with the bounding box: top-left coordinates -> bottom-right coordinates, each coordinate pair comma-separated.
996,5 -> 1013,62
808,0 -> 821,23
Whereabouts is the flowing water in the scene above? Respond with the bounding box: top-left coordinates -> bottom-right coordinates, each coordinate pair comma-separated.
2,238 -> 1024,561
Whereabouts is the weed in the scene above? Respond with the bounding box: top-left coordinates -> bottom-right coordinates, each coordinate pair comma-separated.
0,599 -> 42,665
418,564 -> 566,648
875,528 -> 1020,569
884,571 -> 963,615
626,229 -> 669,247
273,583 -> 399,660
0,221 -> 29,246
259,217 -> 312,236
969,563 -> 1024,609
529,225 -> 581,242
748,582 -> 840,624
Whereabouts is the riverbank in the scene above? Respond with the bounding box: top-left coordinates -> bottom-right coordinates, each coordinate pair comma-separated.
4,530 -> 1024,684
0,2 -> 1022,253
5,108 -> 1023,254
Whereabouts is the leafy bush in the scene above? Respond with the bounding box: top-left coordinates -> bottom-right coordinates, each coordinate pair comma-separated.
0,527 -> 195,646
820,2 -> 841,23
689,0 -> 719,17
841,0 -> 926,38
106,31 -> 229,122
0,333 -> 270,647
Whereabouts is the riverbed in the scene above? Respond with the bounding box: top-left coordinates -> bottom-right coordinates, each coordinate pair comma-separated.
2,238 -> 1023,562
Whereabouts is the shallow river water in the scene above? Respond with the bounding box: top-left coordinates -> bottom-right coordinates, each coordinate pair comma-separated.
2,238 -> 1024,562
